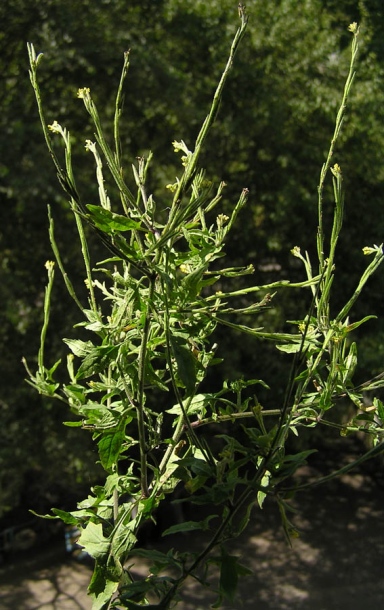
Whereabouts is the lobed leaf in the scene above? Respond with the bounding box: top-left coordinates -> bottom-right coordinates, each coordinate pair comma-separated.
78,521 -> 110,559
86,204 -> 143,233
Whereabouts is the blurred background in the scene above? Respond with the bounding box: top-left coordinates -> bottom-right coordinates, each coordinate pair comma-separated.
1,0 -> 383,556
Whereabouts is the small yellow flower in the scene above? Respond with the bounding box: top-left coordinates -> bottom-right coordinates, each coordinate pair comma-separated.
85,139 -> 96,152
172,140 -> 192,155
216,214 -> 229,229
172,140 -> 183,153
362,244 -> 382,256
48,120 -> 62,134
348,22 -> 358,34
180,263 -> 192,274
44,260 -> 55,270
77,87 -> 90,99
331,163 -> 341,177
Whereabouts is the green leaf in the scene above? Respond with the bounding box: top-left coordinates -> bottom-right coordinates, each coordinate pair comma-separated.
63,420 -> 83,427
169,335 -> 197,396
188,482 -> 234,506
181,265 -> 206,300
374,397 -> 384,422
176,454 -> 213,477
98,430 -> 125,470
63,383 -> 86,402
110,520 -> 137,560
78,521 -> 110,559
162,514 -> 217,537
86,204 -> 142,233
88,558 -> 121,610
138,495 -> 158,519
29,509 -> 61,521
128,548 -> 172,561
51,508 -> 80,525
219,553 -> 239,603
234,500 -> 256,537
276,343 -> 303,354
118,584 -> 153,607
144,359 -> 169,392
125,548 -> 183,578
184,474 -> 208,494
343,341 -> 357,383
245,426 -> 277,453
277,498 -> 300,544
345,315 -> 377,333
257,470 -> 270,509
30,379 -> 60,396
283,449 -> 317,464
47,358 -> 61,378
120,600 -> 169,610
76,345 -> 119,380
230,377 -> 270,392
75,309 -> 104,331
63,338 -> 94,357
166,393 -> 207,417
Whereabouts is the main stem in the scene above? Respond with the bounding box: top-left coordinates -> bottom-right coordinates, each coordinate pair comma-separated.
136,277 -> 156,497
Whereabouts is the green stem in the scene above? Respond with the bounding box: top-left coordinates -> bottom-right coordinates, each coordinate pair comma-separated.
161,270 -> 211,464
165,10 -> 248,230
48,207 -> 84,310
114,51 -> 130,185
28,44 -> 68,189
38,261 -> 55,373
200,275 -> 320,303
80,90 -> 140,217
335,247 -> 384,322
189,409 -> 282,429
157,416 -> 185,477
317,28 -> 359,272
161,450 -> 271,607
136,278 -> 156,497
71,201 -> 98,313
283,440 -> 384,492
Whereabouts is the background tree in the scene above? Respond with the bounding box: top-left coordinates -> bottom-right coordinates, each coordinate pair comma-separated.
1,0 -> 383,520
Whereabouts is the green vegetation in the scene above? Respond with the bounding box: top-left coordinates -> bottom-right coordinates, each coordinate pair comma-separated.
1,1 -> 384,602
2,0 -> 384,515
21,6 -> 384,608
